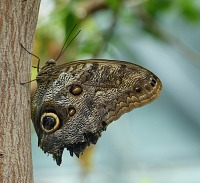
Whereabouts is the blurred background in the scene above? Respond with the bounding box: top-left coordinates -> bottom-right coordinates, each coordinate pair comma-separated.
31,0 -> 200,183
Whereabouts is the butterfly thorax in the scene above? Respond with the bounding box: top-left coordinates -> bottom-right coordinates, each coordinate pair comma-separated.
36,59 -> 60,82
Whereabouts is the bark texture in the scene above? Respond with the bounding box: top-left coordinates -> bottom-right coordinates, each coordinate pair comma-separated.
0,1 -> 41,182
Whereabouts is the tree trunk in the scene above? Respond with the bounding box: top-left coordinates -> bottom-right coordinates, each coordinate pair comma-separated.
0,1 -> 40,182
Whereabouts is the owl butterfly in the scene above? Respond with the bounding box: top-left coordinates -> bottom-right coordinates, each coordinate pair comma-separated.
31,57 -> 162,165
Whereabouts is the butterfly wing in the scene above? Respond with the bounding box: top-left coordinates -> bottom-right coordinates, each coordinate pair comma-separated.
31,59 -> 162,165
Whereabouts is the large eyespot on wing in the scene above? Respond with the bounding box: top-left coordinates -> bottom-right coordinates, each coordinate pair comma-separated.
40,112 -> 61,133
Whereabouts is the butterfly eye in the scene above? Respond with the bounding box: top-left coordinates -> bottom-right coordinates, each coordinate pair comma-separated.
40,112 -> 60,133
69,84 -> 83,96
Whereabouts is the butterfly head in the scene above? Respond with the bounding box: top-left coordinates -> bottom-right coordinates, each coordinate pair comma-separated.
43,59 -> 57,68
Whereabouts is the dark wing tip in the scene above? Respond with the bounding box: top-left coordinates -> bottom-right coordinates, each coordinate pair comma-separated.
53,148 -> 64,166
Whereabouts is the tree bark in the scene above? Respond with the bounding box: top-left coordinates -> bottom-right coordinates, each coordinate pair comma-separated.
0,1 -> 40,182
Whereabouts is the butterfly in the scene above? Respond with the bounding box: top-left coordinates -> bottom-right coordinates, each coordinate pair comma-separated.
31,58 -> 162,165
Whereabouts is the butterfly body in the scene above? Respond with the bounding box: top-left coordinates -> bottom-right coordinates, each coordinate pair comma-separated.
31,59 -> 162,165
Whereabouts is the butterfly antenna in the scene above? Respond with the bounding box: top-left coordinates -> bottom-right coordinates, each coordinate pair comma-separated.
61,30 -> 81,57
20,43 -> 41,73
55,24 -> 81,61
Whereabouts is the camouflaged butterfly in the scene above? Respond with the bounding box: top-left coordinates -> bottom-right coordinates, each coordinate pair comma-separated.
31,58 -> 162,166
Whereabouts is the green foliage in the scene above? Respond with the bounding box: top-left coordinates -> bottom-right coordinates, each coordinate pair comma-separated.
179,0 -> 200,22
144,0 -> 200,22
145,0 -> 172,17
59,6 -> 79,34
106,0 -> 121,11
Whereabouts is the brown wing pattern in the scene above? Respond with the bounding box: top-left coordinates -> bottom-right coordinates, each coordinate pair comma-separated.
31,59 -> 162,165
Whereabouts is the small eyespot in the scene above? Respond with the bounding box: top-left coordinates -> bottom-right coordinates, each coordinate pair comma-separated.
150,77 -> 156,87
151,78 -> 157,84
135,87 -> 141,93
150,81 -> 155,87
68,106 -> 76,116
40,112 -> 60,133
69,84 -> 83,96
